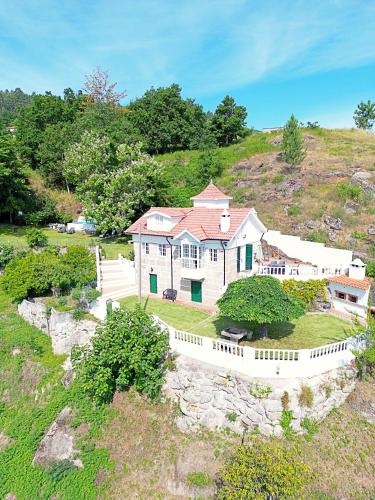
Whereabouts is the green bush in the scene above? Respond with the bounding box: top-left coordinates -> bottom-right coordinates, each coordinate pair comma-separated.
287,205 -> 301,217
216,439 -> 310,499
72,306 -> 170,404
336,181 -> 361,202
0,244 -> 15,268
187,471 -> 211,487
301,417 -> 319,442
298,384 -> 314,408
280,409 -> 294,439
306,230 -> 327,243
282,279 -> 327,308
272,174 -> 285,184
48,460 -> 78,481
26,227 -> 48,248
226,412 -> 238,422
352,230 -> 367,240
72,308 -> 85,321
366,260 -> 375,278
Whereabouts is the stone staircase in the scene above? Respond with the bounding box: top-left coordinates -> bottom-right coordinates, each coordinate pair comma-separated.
99,259 -> 136,300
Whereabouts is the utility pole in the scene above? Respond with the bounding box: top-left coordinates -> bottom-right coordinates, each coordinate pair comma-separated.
138,223 -> 142,305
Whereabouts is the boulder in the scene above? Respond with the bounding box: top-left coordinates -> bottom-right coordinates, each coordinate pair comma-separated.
350,171 -> 375,193
368,225 -> 375,236
344,201 -> 359,214
324,215 -> 343,230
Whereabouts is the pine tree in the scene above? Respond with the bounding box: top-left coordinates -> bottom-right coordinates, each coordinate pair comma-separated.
280,114 -> 306,166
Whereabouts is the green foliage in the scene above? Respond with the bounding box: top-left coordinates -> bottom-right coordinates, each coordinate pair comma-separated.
287,205 -> 301,216
248,383 -> 272,399
272,174 -> 285,184
0,87 -> 32,126
352,230 -> 367,240
299,384 -> 314,408
282,279 -> 327,308
48,460 -> 78,481
217,276 -> 306,337
216,439 -> 309,499
352,319 -> 375,378
1,245 -> 95,301
26,227 -> 48,247
306,230 -> 327,243
24,192 -> 59,226
281,114 -> 306,166
225,412 -> 238,422
186,471 -> 212,487
72,307 -> 170,404
336,181 -> 361,202
301,417 -> 320,442
0,243 -> 14,268
211,95 -> 247,146
72,308 -> 85,321
366,260 -> 375,278
353,100 -> 375,130
280,409 -> 295,439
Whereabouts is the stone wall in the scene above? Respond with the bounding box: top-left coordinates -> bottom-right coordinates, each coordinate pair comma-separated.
18,300 -> 97,355
164,355 -> 356,436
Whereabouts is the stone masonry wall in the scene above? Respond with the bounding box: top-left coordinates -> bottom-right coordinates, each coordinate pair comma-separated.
18,299 -> 97,356
164,355 -> 357,436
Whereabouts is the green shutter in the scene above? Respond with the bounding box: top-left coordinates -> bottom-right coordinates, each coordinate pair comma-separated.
237,246 -> 241,273
191,280 -> 202,303
245,244 -> 253,270
149,274 -> 158,294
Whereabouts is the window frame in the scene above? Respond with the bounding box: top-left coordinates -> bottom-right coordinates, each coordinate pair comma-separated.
158,243 -> 167,256
348,294 -> 358,303
209,248 -> 218,262
335,290 -> 346,300
142,242 -> 150,255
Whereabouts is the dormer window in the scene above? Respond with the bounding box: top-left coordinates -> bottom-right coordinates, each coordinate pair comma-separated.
155,215 -> 163,224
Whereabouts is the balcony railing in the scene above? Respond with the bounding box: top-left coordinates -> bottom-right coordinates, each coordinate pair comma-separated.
181,258 -> 202,269
255,264 -> 343,279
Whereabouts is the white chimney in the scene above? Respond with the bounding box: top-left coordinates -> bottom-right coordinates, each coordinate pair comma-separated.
348,258 -> 366,280
220,209 -> 231,233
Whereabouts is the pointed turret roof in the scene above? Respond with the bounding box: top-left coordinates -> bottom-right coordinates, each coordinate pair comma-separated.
191,182 -> 233,201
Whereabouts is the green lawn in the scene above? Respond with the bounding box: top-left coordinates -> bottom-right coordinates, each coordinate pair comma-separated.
0,224 -> 133,260
119,295 -> 351,349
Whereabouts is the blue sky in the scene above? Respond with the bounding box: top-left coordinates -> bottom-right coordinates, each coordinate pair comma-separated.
0,0 -> 374,128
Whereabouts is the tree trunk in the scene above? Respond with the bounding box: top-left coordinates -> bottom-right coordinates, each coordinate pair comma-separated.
260,323 -> 268,338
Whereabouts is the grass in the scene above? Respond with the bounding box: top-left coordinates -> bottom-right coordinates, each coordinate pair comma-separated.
0,224 -> 133,260
118,295 -> 350,349
0,289 -> 113,498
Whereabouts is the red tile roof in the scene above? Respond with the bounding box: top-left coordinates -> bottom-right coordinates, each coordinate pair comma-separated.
328,275 -> 372,290
191,182 -> 232,200
126,207 -> 251,241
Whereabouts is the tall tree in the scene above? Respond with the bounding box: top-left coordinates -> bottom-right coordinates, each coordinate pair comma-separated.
0,132 -> 30,223
280,114 -> 306,166
0,88 -> 33,126
353,100 -> 375,130
217,276 -> 306,338
211,95 -> 247,146
83,67 -> 126,107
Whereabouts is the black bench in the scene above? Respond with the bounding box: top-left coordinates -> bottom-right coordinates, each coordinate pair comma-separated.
163,289 -> 177,302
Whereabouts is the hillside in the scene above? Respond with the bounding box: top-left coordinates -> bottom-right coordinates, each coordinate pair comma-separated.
160,128 -> 375,258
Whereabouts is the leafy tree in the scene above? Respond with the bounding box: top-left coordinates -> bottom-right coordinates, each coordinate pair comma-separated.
64,134 -> 166,233
0,88 -> 33,126
352,318 -> 375,378
72,306 -> 170,404
26,228 -> 48,248
83,67 -> 126,107
217,276 -> 306,338
280,114 -> 306,166
0,244 -> 14,269
0,132 -> 30,223
128,84 -> 207,154
216,440 -> 310,499
353,100 -> 375,130
211,95 -> 247,146
195,146 -> 223,186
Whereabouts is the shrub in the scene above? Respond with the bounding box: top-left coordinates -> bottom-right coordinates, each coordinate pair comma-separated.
26,228 -> 48,248
128,247 -> 135,261
287,205 -> 301,217
336,181 -> 361,202
280,409 -> 294,439
298,384 -> 314,408
352,230 -> 367,240
366,260 -> 375,278
72,308 -> 85,321
301,417 -> 319,442
226,412 -> 238,422
248,383 -> 272,399
272,174 -> 284,184
0,244 -> 15,268
306,230 -> 327,243
187,471 -> 211,487
72,306 -> 170,404
216,439 -> 310,499
48,459 -> 78,481
282,279 -> 327,308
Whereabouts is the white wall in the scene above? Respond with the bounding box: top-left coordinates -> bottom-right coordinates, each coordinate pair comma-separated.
328,282 -> 369,318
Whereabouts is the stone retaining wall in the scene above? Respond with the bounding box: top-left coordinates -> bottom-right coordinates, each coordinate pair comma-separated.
18,299 -> 97,355
164,355 -> 356,436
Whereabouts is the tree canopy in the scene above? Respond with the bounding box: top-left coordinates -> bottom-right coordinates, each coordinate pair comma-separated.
354,100 -> 375,130
211,95 -> 247,146
217,276 -> 306,337
280,114 -> 306,166
72,306 -> 170,404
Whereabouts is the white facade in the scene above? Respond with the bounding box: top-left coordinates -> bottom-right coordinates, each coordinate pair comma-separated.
328,282 -> 370,318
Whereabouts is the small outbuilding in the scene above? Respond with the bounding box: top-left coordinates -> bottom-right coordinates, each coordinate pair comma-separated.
327,259 -> 372,319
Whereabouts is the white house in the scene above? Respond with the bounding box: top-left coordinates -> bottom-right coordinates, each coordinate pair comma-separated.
125,182 -> 355,308
327,259 -> 372,318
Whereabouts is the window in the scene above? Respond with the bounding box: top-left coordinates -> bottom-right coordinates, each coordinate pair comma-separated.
159,244 -> 167,256
155,214 -> 163,224
348,294 -> 358,303
181,244 -> 202,269
335,291 -> 346,300
209,248 -> 218,262
142,242 -> 149,255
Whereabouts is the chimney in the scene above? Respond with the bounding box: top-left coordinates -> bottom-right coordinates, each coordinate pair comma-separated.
348,258 -> 366,280
220,209 -> 231,233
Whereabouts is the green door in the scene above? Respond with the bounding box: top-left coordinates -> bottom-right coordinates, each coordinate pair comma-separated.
149,273 -> 158,294
237,246 -> 241,273
245,244 -> 253,270
191,280 -> 202,303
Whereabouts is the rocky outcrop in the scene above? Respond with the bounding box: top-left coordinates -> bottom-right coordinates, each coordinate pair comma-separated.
32,407 -> 82,468
18,300 -> 97,356
164,356 -> 356,436
324,215 -> 343,231
350,171 -> 375,193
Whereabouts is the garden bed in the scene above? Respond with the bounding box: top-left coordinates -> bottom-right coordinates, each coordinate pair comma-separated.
119,295 -> 351,349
